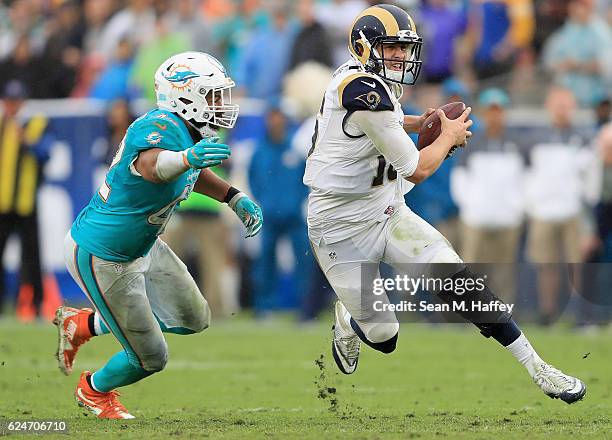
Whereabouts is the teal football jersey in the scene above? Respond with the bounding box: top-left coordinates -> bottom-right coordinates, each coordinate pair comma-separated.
71,109 -> 200,262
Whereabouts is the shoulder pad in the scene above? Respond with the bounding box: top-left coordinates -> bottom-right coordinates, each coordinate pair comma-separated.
130,113 -> 189,152
339,74 -> 394,112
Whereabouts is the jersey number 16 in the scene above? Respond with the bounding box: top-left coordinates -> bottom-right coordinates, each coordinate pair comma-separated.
372,155 -> 397,187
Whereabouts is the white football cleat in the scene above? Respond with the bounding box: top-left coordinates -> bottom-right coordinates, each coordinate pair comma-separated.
331,301 -> 361,374
532,361 -> 586,404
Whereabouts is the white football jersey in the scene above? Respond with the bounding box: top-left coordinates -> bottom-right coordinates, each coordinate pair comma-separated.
304,60 -> 414,244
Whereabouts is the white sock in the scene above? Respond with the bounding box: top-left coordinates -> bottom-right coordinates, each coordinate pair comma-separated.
506,332 -> 543,377
89,372 -> 102,392
93,313 -> 104,336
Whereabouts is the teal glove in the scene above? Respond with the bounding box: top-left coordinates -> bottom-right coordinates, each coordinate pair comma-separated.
228,193 -> 263,237
184,137 -> 231,169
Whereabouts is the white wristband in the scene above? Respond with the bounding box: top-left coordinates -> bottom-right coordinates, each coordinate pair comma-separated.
155,150 -> 189,182
227,192 -> 247,210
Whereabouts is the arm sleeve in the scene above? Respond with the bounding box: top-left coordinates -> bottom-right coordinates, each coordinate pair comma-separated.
350,110 -> 420,178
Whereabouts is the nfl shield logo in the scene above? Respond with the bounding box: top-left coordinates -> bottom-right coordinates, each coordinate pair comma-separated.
384,206 -> 395,216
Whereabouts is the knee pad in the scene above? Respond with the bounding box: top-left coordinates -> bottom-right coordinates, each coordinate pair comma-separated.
141,342 -> 169,373
350,319 -> 399,354
191,303 -> 211,333
176,297 -> 211,334
427,242 -> 463,264
363,321 -> 400,344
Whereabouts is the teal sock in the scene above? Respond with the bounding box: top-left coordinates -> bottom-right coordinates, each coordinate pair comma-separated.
91,351 -> 152,392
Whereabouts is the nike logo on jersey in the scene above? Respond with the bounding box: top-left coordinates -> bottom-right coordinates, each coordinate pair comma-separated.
361,80 -> 377,88
153,122 -> 167,130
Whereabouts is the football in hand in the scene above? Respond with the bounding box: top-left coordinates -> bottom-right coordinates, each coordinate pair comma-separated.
417,102 -> 467,155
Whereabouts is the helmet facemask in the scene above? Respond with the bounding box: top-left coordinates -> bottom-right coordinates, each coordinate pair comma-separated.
373,40 -> 422,85
357,30 -> 422,86
177,84 -> 239,137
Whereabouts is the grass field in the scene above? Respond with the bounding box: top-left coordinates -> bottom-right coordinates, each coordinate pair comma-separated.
0,316 -> 610,439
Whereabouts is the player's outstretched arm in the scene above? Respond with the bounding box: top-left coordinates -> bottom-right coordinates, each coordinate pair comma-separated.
408,107 -> 472,184
194,170 -> 263,238
133,138 -> 231,183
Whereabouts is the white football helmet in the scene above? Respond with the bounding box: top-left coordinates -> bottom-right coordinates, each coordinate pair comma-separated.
154,52 -> 239,137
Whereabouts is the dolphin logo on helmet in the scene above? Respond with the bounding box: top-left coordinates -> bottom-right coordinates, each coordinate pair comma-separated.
163,70 -> 200,84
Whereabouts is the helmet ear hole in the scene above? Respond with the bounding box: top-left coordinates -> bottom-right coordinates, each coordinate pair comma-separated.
355,42 -> 364,56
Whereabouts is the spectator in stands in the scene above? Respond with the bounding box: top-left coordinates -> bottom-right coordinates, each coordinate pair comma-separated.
129,13 -> 190,102
595,124 -> 612,262
543,0 -> 612,107
466,0 -> 535,80
104,99 -> 135,165
289,0 -> 333,70
594,97 -> 611,128
99,0 -> 156,61
525,86 -> 596,325
315,0 -> 368,67
166,0 -> 219,56
0,36 -> 41,98
0,81 -> 53,317
418,0 -> 467,83
212,0 -> 269,79
0,0 -> 47,60
36,1 -> 85,98
89,38 -> 135,101
82,0 -> 116,60
577,122 -> 612,327
248,107 -> 311,317
533,0 -> 568,55
451,88 -> 525,302
235,1 -> 296,101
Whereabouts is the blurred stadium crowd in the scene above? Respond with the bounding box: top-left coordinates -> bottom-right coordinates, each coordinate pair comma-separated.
0,0 -> 611,327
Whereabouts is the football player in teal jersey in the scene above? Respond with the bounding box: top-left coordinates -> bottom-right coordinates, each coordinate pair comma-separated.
52,52 -> 263,419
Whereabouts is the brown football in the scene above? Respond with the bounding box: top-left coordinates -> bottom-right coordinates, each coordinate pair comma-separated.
417,101 -> 466,151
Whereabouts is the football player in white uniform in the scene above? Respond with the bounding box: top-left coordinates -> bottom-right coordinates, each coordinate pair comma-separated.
304,4 -> 586,404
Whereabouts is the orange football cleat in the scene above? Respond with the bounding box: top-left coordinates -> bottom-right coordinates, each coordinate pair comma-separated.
75,371 -> 135,419
53,306 -> 94,375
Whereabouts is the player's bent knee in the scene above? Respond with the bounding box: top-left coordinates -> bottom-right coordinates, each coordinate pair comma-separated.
143,352 -> 168,373
191,310 -> 210,333
191,300 -> 211,333
429,245 -> 463,264
140,342 -> 169,373
351,320 -> 399,354
372,333 -> 398,354
366,321 -> 400,345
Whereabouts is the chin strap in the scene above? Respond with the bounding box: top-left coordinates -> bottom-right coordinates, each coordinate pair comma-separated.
183,118 -> 218,139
